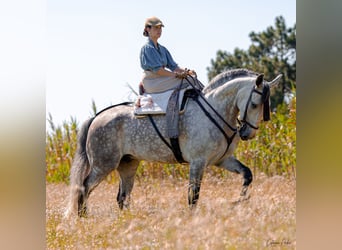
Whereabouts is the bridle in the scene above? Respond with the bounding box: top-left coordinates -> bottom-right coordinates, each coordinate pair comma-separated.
239,83 -> 271,130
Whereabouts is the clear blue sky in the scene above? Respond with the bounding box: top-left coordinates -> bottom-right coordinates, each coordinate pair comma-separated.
46,0 -> 296,128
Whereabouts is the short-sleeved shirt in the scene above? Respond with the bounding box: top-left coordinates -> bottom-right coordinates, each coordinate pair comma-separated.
140,38 -> 178,73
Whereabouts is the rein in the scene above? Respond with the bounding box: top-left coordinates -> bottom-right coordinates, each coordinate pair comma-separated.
185,75 -> 238,132
183,75 -> 238,160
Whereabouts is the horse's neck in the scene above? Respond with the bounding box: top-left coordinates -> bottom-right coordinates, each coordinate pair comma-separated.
204,69 -> 257,94
204,82 -> 241,125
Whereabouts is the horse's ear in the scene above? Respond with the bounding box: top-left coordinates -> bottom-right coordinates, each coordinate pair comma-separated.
256,74 -> 264,87
269,74 -> 283,88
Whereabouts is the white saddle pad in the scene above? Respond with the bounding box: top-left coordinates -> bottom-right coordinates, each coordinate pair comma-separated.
134,88 -> 189,116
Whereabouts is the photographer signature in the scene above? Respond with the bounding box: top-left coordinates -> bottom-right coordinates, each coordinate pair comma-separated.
266,239 -> 292,247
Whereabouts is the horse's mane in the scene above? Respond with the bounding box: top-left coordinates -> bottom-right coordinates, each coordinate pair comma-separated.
203,68 -> 259,94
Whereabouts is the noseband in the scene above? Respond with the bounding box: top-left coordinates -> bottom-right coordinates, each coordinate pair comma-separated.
240,83 -> 270,130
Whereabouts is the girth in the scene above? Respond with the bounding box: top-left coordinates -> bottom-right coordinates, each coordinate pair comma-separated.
148,114 -> 187,163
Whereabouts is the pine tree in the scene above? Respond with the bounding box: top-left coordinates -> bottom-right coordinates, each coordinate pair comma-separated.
207,16 -> 296,109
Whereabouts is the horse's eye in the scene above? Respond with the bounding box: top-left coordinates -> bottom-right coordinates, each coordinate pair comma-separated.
251,102 -> 257,109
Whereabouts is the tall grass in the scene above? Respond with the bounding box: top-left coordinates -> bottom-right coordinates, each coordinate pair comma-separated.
46,174 -> 296,249
46,97 -> 296,183
46,114 -> 78,183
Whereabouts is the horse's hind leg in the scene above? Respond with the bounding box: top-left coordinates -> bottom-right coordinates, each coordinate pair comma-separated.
79,159 -> 120,217
217,156 -> 253,196
116,155 -> 139,209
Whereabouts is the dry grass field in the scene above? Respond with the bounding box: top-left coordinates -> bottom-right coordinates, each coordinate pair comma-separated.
46,172 -> 296,249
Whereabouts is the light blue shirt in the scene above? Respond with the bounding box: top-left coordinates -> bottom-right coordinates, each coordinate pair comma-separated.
140,39 -> 178,72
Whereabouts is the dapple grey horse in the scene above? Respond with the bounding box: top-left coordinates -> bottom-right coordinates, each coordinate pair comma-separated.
65,68 -> 282,217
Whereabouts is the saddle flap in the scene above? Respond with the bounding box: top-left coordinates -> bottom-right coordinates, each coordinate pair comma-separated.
134,88 -> 190,116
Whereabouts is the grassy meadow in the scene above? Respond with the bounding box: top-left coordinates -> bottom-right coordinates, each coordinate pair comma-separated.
46,97 -> 296,249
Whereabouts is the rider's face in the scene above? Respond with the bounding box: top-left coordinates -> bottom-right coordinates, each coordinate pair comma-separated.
148,25 -> 162,40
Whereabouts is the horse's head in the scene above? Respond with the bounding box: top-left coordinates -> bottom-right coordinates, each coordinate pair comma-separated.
238,73 -> 282,140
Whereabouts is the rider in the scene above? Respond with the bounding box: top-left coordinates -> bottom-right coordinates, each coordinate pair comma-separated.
140,16 -> 198,93
139,16 -> 202,140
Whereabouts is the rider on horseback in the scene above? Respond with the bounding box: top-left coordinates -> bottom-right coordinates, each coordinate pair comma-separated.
139,16 -> 203,140
140,16 -> 197,93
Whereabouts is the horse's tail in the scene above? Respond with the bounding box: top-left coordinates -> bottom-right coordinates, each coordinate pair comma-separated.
64,117 -> 94,218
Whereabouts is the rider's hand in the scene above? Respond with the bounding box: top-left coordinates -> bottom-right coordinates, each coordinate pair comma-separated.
175,71 -> 188,79
188,69 -> 196,76
184,68 -> 196,77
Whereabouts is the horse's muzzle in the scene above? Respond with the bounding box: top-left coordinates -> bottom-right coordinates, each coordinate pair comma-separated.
239,124 -> 251,141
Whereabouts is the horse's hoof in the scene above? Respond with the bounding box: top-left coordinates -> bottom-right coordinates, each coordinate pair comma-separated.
231,193 -> 251,205
240,185 -> 248,196
78,207 -> 88,218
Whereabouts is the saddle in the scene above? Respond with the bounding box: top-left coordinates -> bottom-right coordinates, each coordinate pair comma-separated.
133,87 -> 191,117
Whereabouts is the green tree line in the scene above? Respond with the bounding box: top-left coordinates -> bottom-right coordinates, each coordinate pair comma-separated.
207,16 -> 296,109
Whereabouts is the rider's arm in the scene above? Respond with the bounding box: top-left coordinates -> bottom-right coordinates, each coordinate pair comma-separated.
155,66 -> 188,77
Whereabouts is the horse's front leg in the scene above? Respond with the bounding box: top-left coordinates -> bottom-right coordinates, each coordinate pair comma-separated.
188,160 -> 205,208
217,156 -> 253,196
